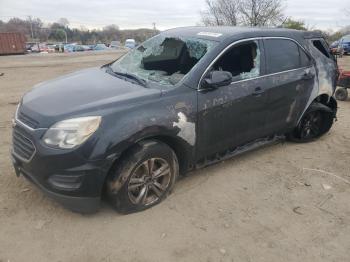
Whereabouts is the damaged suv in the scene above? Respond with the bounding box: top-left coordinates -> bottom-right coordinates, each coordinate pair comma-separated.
12,27 -> 338,213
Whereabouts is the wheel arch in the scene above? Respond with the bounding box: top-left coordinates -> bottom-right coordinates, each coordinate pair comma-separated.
289,93 -> 336,142
104,133 -> 193,184
101,133 -> 193,199
314,94 -> 337,112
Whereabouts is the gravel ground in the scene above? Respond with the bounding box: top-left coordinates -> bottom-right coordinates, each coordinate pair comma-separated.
0,51 -> 349,262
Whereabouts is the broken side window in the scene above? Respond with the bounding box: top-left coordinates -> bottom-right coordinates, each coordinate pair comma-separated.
212,40 -> 261,81
111,35 -> 217,86
312,40 -> 330,58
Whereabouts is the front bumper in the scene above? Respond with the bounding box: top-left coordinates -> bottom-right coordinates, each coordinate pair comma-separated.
11,123 -> 115,213
12,156 -> 100,213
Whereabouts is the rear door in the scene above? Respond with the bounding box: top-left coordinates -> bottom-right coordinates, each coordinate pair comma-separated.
262,38 -> 315,134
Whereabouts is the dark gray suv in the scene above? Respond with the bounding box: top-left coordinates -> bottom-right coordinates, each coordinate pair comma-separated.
12,27 -> 338,213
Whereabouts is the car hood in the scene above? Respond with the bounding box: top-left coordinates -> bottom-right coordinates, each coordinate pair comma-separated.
20,67 -> 161,127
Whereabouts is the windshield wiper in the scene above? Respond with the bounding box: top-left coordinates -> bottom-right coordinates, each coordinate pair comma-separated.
105,66 -> 147,87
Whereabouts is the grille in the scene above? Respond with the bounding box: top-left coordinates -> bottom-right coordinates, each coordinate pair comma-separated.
12,126 -> 36,161
17,111 -> 39,129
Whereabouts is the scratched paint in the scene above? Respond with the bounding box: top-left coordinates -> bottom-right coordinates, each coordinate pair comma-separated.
173,112 -> 196,146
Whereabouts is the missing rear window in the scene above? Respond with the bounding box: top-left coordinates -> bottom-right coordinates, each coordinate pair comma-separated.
312,40 -> 330,58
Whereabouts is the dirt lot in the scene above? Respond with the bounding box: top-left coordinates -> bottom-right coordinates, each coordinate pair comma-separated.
0,51 -> 349,262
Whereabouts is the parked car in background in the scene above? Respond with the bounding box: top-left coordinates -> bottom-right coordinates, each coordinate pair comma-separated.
46,44 -> 56,53
110,41 -> 121,49
125,38 -> 136,49
330,41 -> 339,55
93,43 -> 109,51
339,35 -> 350,55
12,27 -> 338,214
31,43 -> 50,53
64,44 -> 85,52
81,45 -> 92,51
26,42 -> 37,52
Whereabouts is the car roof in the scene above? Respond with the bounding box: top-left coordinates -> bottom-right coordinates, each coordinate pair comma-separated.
162,26 -> 323,42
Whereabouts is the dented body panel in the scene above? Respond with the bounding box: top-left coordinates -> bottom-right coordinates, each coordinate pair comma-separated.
12,27 -> 337,212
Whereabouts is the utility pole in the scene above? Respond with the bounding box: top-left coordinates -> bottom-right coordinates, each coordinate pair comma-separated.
28,16 -> 34,40
152,22 -> 157,36
63,29 -> 68,43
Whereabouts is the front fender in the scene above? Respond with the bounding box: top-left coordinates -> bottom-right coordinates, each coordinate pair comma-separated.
88,86 -> 198,162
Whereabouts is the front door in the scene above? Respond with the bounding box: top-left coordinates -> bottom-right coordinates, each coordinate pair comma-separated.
196,39 -> 270,160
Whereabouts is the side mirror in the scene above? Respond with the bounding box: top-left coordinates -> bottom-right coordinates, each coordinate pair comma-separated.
202,70 -> 232,89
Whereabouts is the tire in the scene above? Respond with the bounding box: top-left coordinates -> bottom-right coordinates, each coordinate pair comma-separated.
335,87 -> 348,101
106,140 -> 178,214
287,104 -> 334,143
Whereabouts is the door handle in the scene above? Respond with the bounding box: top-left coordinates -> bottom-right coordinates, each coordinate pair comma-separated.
302,72 -> 314,80
252,86 -> 264,96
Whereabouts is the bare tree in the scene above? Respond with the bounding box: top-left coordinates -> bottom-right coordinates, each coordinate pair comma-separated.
238,0 -> 285,26
200,0 -> 285,27
201,0 -> 240,26
57,18 -> 69,27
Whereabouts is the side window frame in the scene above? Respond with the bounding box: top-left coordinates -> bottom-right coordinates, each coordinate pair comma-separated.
263,38 -> 301,74
199,38 -> 266,89
263,37 -> 314,75
298,46 -> 313,68
311,38 -> 335,61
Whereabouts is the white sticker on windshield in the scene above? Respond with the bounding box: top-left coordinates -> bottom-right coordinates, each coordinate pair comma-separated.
197,32 -> 222,38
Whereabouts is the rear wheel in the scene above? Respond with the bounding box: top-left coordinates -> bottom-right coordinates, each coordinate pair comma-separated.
335,87 -> 348,101
106,140 -> 178,214
287,104 -> 334,142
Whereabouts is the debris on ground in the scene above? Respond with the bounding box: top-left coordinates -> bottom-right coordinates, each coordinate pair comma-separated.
317,194 -> 333,208
303,168 -> 350,185
293,206 -> 303,215
219,248 -> 226,255
0,73 -> 4,76
322,183 -> 332,190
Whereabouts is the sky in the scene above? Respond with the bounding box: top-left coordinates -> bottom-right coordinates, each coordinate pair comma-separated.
0,0 -> 349,31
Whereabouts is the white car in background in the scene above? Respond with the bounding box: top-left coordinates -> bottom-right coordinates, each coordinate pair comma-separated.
125,39 -> 136,49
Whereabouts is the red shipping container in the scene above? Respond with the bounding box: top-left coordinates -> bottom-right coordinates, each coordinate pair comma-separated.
0,32 -> 26,55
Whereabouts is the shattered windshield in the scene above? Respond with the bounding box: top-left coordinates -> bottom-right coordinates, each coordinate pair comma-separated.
111,35 -> 217,86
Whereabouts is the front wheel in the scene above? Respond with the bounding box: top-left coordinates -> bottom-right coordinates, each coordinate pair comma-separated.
106,140 -> 178,214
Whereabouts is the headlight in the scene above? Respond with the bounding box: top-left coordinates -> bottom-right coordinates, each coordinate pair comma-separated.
43,116 -> 101,149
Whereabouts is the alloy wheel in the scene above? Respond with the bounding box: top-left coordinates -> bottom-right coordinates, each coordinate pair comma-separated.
299,111 -> 322,139
127,158 -> 171,206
